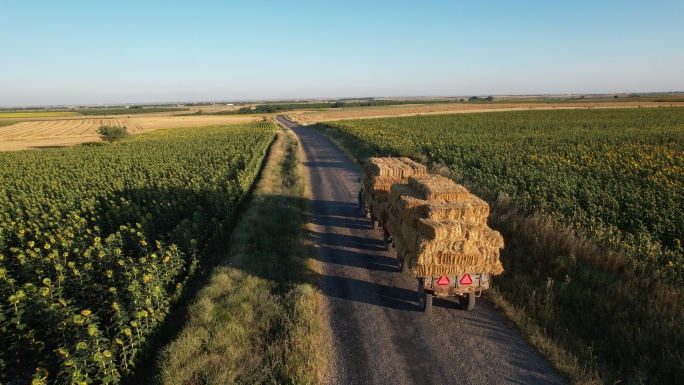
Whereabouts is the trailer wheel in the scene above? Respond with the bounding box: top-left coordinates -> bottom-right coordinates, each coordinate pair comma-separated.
357,190 -> 363,209
460,292 -> 476,311
418,280 -> 433,313
400,256 -> 409,274
397,255 -> 404,272
383,232 -> 389,251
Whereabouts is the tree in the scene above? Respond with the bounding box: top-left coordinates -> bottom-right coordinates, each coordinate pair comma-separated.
98,125 -> 129,143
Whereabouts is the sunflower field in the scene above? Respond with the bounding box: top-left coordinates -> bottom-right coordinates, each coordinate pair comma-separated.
320,108 -> 684,281
0,122 -> 277,384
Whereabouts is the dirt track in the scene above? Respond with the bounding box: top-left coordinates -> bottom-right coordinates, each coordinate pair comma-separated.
278,116 -> 565,384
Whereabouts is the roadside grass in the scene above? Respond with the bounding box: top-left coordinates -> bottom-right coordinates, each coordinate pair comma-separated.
312,122 -> 684,385
156,127 -> 327,384
0,120 -> 20,128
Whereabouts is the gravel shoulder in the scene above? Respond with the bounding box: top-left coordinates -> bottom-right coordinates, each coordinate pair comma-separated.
278,116 -> 565,385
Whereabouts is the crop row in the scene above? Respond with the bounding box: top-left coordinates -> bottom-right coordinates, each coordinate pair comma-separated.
320,108 -> 684,281
0,122 -> 277,384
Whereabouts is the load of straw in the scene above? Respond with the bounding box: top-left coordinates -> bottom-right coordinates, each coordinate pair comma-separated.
363,157 -> 427,223
386,168 -> 505,276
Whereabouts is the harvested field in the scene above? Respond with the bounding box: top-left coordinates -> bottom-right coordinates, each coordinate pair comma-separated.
286,101 -> 684,124
0,114 -> 256,151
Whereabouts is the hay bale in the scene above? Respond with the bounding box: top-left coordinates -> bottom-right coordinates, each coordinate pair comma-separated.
376,202 -> 390,222
414,261 -> 504,277
375,193 -> 390,204
366,176 -> 405,195
419,196 -> 490,226
365,158 -> 504,277
364,157 -> 427,179
480,227 -> 505,249
399,157 -> 427,175
408,174 -> 470,201
390,184 -> 490,226
414,237 -> 476,257
415,219 -> 481,242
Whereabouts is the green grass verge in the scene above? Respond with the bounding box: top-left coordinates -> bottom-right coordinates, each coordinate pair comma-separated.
155,128 -> 326,384
312,121 -> 684,385
0,120 -> 20,128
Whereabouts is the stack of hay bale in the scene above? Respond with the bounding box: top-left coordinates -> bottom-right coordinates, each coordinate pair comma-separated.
362,157 -> 427,223
387,173 -> 505,276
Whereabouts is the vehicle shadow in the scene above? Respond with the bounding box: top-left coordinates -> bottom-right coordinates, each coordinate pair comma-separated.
306,195 -> 427,311
320,274 -> 420,312
309,230 -> 387,252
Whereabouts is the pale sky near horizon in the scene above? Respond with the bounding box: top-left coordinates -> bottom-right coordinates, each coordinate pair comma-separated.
1,0 -> 683,106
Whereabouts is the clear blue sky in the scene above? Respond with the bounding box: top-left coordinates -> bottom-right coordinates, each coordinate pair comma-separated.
1,0 -> 683,106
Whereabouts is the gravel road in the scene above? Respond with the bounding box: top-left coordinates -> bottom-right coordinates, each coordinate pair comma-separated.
277,116 -> 565,385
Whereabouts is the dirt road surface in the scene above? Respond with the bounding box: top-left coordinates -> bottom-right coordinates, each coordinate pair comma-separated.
278,116 -> 565,385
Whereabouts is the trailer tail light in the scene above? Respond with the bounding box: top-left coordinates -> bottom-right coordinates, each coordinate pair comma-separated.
459,274 -> 473,285
437,276 -> 450,286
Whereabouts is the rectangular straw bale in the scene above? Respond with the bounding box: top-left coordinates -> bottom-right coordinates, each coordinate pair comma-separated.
390,184 -> 422,207
363,158 -> 388,177
374,193 -> 390,204
408,174 -> 470,201
420,196 -> 490,226
414,264 -> 468,277
365,158 -> 397,179
416,252 -> 482,266
401,222 -> 420,249
387,205 -> 403,228
416,219 -> 480,242
369,176 -> 405,193
393,233 -> 405,251
387,205 -> 402,237
414,237 -> 479,256
399,157 -> 427,175
480,228 -> 504,249
414,259 -> 504,277
431,252 -> 482,266
385,158 -> 408,178
376,202 -> 390,222
364,157 -> 427,179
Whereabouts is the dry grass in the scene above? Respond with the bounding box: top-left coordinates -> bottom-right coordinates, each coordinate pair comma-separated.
156,127 -> 327,384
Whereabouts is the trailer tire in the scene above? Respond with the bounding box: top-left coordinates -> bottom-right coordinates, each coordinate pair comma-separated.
401,257 -> 410,274
460,292 -> 476,311
383,232 -> 389,251
397,255 -> 404,272
358,190 -> 363,209
424,293 -> 433,313
418,280 -> 433,313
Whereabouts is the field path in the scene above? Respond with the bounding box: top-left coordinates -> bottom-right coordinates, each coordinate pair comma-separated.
278,116 -> 565,385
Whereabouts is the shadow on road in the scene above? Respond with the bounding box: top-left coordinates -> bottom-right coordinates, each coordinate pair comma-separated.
321,275 -> 420,311
307,195 -> 426,311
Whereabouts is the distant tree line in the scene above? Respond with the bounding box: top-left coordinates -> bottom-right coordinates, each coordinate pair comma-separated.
201,100 -> 462,115
76,107 -> 189,116
468,96 -> 495,102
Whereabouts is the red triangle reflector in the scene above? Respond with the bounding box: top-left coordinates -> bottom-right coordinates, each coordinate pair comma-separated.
437,276 -> 450,286
459,274 -> 473,285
